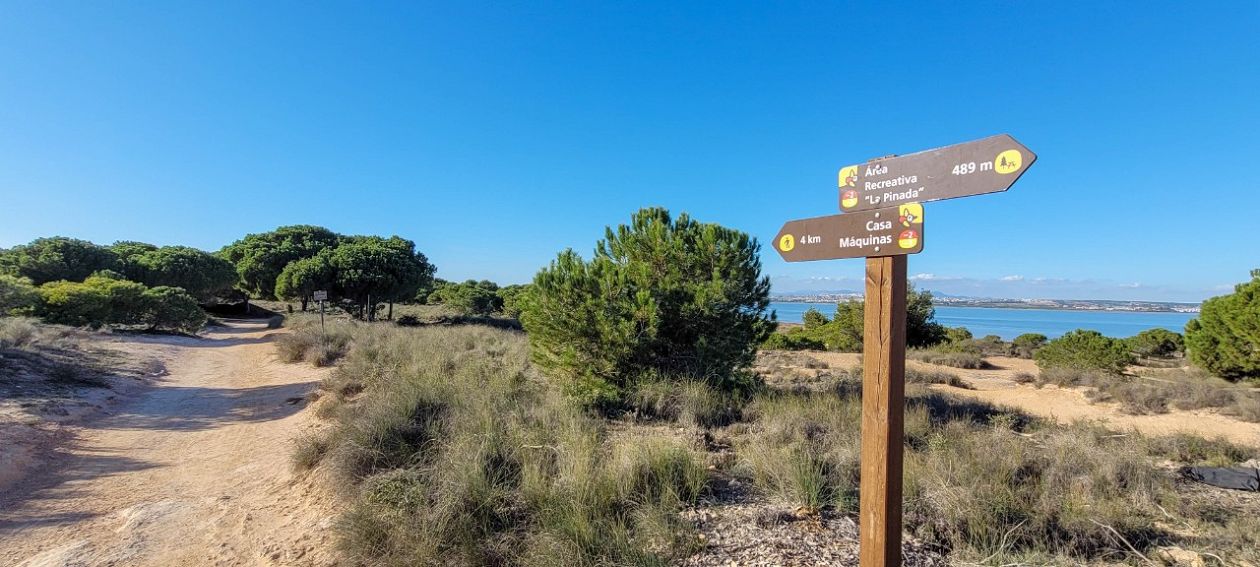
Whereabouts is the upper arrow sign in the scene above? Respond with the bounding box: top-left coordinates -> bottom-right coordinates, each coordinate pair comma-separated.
838,134 -> 1035,213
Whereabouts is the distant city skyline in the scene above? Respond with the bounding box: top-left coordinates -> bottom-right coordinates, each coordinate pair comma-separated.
769,273 -> 1231,305
1,3 -> 1256,303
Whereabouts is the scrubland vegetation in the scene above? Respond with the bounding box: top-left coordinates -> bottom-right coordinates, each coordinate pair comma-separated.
0,317 -> 136,391
272,210 -> 1260,566
6,209 -> 1260,565
290,318 -> 1259,566
293,323 -> 708,566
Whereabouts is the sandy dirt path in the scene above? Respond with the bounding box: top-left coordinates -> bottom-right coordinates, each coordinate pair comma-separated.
808,352 -> 1260,448
0,321 -> 336,567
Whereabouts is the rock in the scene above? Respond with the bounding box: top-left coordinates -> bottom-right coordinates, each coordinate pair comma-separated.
1157,546 -> 1206,567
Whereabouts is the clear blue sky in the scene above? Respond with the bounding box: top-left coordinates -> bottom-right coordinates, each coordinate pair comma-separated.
2,2 -> 1257,303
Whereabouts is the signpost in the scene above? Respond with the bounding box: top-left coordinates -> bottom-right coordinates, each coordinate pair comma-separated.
773,203 -> 923,262
313,290 -> 328,341
776,134 -> 1035,567
838,134 -> 1036,213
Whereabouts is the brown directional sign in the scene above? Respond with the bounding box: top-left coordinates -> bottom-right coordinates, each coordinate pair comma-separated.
774,203 -> 923,261
838,134 -> 1035,213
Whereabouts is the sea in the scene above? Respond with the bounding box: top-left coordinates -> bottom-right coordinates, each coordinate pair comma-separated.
769,302 -> 1195,340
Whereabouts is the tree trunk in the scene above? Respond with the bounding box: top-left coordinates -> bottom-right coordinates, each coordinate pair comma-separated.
367,294 -> 374,322
388,302 -> 393,321
301,297 -> 309,312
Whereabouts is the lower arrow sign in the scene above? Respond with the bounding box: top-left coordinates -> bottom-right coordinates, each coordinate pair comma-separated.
774,203 -> 924,262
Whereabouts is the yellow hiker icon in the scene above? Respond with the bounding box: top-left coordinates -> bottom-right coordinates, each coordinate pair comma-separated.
994,149 -> 1022,174
779,234 -> 795,252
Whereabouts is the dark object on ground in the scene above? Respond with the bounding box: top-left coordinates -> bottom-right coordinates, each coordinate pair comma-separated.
1180,466 -> 1260,491
201,300 -> 281,320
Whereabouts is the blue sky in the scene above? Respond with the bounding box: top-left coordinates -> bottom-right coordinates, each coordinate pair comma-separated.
1,2 -> 1256,303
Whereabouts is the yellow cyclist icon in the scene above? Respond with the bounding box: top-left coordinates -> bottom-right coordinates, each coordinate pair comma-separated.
838,165 -> 858,188
897,203 -> 923,227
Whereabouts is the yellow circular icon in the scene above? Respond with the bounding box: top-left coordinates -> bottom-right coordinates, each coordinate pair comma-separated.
994,149 -> 1022,174
779,234 -> 795,252
897,229 -> 918,249
841,190 -> 858,209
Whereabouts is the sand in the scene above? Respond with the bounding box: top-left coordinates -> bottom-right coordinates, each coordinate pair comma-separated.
806,352 -> 1260,448
0,321 -> 336,567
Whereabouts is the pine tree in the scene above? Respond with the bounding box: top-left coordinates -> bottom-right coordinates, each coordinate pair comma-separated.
1186,270 -> 1260,381
521,208 -> 773,408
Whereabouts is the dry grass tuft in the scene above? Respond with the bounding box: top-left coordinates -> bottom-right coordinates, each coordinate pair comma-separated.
735,377 -> 1258,563
288,323 -> 708,566
908,348 -> 988,369
275,316 -> 354,366
1037,366 -> 1260,421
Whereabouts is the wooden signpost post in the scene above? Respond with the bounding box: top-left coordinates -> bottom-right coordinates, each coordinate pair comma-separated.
313,290 -> 328,342
774,134 -> 1035,567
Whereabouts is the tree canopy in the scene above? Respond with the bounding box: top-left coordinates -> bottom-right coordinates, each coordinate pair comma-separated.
111,243 -> 237,300
1126,328 -> 1185,358
1186,270 -> 1260,381
767,285 -> 945,352
329,236 -> 434,320
521,207 -> 773,408
275,250 -> 335,305
218,225 -> 341,299
428,279 -> 503,316
0,237 -> 119,285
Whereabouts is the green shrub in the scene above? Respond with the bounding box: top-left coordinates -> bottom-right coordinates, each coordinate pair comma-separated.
1011,333 -> 1048,358
761,328 -> 825,351
496,284 -> 531,319
944,326 -> 973,343
140,286 -> 206,333
1127,328 -> 1184,358
1034,330 -> 1134,374
971,335 -> 1012,357
801,307 -> 828,330
36,280 -> 112,327
428,279 -> 503,316
800,288 -> 947,353
1186,270 -> 1260,381
809,300 -> 864,351
34,276 -> 203,332
0,274 -> 40,315
521,208 -> 773,408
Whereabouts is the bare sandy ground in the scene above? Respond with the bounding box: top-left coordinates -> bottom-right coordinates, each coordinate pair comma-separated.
0,321 -> 336,567
808,352 -> 1260,448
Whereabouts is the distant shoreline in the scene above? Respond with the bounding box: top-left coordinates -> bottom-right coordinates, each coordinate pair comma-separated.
769,299 -> 1199,315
